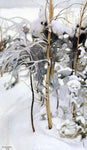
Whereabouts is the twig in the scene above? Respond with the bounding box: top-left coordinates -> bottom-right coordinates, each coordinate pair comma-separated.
53,3 -> 84,20
54,0 -> 72,8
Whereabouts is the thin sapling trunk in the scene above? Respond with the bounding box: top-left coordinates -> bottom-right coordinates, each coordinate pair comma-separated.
74,1 -> 87,75
30,71 -> 35,132
46,0 -> 53,129
74,1 -> 87,119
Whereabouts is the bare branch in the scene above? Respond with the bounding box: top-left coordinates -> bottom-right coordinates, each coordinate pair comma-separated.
53,3 -> 84,20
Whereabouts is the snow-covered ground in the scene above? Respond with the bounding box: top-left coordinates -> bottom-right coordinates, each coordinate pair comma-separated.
0,2 -> 87,150
0,73 -> 87,150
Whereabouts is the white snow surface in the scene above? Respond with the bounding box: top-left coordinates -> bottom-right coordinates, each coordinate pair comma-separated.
0,73 -> 87,150
51,20 -> 75,36
85,39 -> 87,48
67,75 -> 81,94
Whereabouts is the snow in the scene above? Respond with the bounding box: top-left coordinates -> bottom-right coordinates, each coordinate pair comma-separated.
78,47 -> 86,58
63,34 -> 69,39
68,79 -> 81,93
0,72 -> 86,150
67,75 -> 81,101
51,20 -> 74,36
30,19 -> 45,38
58,67 -> 72,77
76,116 -> 85,126
85,39 -> 87,48
30,7 -> 47,37
0,8 -> 40,21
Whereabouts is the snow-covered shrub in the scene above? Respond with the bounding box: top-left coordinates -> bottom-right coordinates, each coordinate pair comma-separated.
30,7 -> 48,40
67,75 -> 81,115
0,0 -> 87,138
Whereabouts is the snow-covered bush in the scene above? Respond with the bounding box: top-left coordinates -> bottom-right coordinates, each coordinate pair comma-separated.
0,0 -> 87,139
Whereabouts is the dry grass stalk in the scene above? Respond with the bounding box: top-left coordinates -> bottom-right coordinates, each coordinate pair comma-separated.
46,0 -> 53,129
29,54 -> 35,132
30,71 -> 35,132
73,103 -> 76,119
51,62 -> 55,78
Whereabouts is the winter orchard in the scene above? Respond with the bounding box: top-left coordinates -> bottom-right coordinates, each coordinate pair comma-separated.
0,0 -> 87,144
